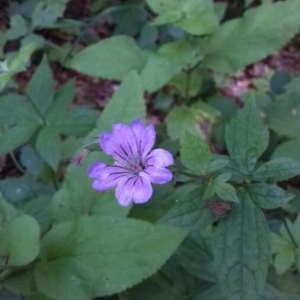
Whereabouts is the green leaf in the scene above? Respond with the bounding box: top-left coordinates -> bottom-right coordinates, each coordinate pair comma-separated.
36,127 -> 61,170
271,232 -> 294,275
46,79 -> 75,122
272,139 -> 300,163
166,106 -> 204,143
0,215 -> 40,267
96,71 -> 146,131
225,99 -> 269,173
0,195 -> 20,228
181,131 -> 211,175
0,94 -> 39,126
203,0 -> 300,73
20,145 -> 44,177
0,123 -> 38,156
213,190 -> 271,300
140,40 -> 194,93
50,107 -> 97,137
253,158 -> 300,182
6,15 -> 28,40
266,95 -> 300,138
214,177 -> 238,203
246,183 -> 294,209
159,187 -> 215,230
69,36 -> 147,80
26,56 -> 55,115
32,0 -> 68,29
35,216 -> 186,300
147,0 -> 219,35
51,153 -> 129,223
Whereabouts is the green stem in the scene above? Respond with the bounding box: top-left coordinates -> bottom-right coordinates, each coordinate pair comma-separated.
50,169 -> 59,191
283,218 -> 298,248
9,152 -> 26,174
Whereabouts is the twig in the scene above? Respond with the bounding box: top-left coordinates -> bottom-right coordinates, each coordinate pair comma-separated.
9,152 -> 26,174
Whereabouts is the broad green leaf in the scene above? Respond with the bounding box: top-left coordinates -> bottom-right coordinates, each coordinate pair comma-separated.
166,106 -> 203,142
0,195 -> 20,228
0,94 -> 39,125
0,123 -> 38,156
69,36 -> 147,80
176,229 -> 216,282
46,79 -> 75,122
0,215 -> 40,267
213,191 -> 270,300
32,0 -> 69,29
50,107 -> 97,137
195,285 -> 224,300
181,131 -> 211,175
0,176 -> 54,204
52,153 -> 129,223
225,99 -> 269,173
266,95 -> 300,138
214,178 -> 238,203
147,0 -> 219,35
271,232 -> 294,275
26,56 -> 55,115
260,284 -> 297,300
0,289 -> 21,300
203,0 -> 300,73
159,187 -> 215,230
272,139 -> 300,163
35,216 -> 186,300
20,145 -> 44,177
246,183 -> 294,209
140,40 -> 194,93
253,158 -> 300,182
121,256 -> 208,300
285,76 -> 300,96
96,71 -> 146,131
36,127 -> 61,170
6,15 -> 28,40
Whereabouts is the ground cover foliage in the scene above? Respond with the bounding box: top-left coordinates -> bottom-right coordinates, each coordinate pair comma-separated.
1,0 -> 300,299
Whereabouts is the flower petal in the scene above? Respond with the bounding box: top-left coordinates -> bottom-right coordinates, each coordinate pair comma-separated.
132,177 -> 153,204
87,161 -> 106,178
145,149 -> 174,168
130,119 -> 156,157
99,132 -> 114,156
115,176 -> 136,206
115,176 -> 153,206
140,166 -> 173,184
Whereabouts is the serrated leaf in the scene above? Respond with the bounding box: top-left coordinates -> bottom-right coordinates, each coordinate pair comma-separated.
0,123 -> 38,156
35,216 -> 186,300
203,0 -> 300,73
214,180 -> 238,203
225,99 -> 269,174
52,153 -> 129,223
140,40 -> 194,93
271,232 -> 294,275
181,131 -> 211,175
159,187 -> 215,230
266,95 -> 300,138
46,79 -> 75,122
6,15 -> 28,40
213,190 -> 271,300
253,158 -> 300,182
50,107 -> 97,137
0,94 -> 40,126
0,215 -> 40,267
69,36 -> 147,80
147,0 -> 218,35
166,106 -> 204,142
36,127 -> 61,170
26,56 -> 55,115
272,139 -> 300,163
96,71 -> 146,131
246,183 -> 294,209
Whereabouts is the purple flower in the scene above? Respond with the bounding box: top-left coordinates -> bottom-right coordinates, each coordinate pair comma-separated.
87,119 -> 174,206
